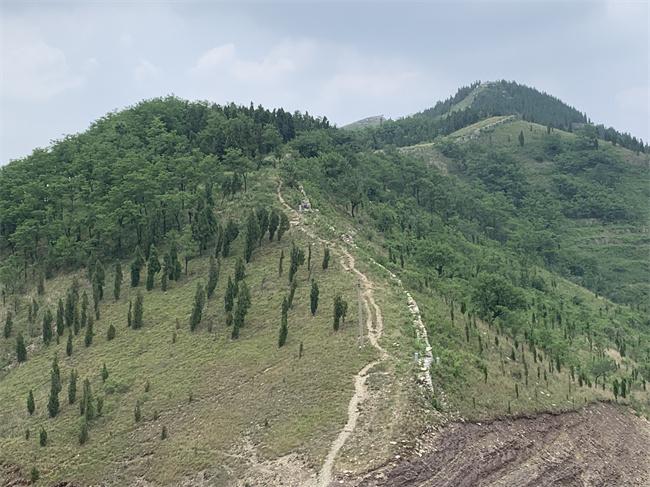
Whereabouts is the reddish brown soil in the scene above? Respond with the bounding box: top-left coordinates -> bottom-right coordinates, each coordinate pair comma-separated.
347,403 -> 650,487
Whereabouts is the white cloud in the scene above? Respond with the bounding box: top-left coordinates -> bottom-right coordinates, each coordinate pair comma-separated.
190,39 -> 315,82
134,59 -> 161,83
0,26 -> 84,101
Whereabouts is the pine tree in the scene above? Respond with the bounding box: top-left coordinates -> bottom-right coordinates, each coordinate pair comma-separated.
133,292 -> 144,329
68,369 -> 77,404
79,420 -> 89,445
518,130 -> 525,147
80,379 -> 94,420
232,303 -> 243,339
278,297 -> 288,347
169,243 -> 182,281
37,271 -> 45,295
66,331 -> 73,357
84,317 -> 94,347
93,259 -> 105,300
3,310 -> 12,338
288,243 -> 305,282
234,257 -> 246,283
333,295 -> 348,331
127,300 -> 132,328
130,245 -> 145,287
42,308 -> 53,345
56,298 -> 65,336
16,333 -> 27,362
277,212 -> 290,241
307,244 -> 312,272
221,219 -> 239,258
189,282 -> 205,331
310,280 -> 319,315
47,373 -> 60,418
238,281 -> 251,313
268,209 -> 280,241
288,278 -> 298,308
92,280 -> 100,321
278,249 -> 284,276
107,323 -> 116,341
39,427 -> 47,447
206,256 -> 220,299
244,211 -> 260,262
146,244 -> 161,291
27,389 -> 35,415
224,276 -> 236,313
101,363 -> 109,382
65,291 -> 75,328
114,261 -> 122,301
257,207 -> 269,244
80,291 -> 88,329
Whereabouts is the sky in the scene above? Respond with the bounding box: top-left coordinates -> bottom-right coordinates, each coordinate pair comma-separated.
0,0 -> 648,164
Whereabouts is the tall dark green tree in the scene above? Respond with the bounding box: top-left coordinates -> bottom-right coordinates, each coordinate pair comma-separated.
277,212 -> 290,241
278,249 -> 284,276
518,130 -> 525,147
224,276 -> 236,313
244,211 -> 260,262
288,243 -> 305,282
268,209 -> 280,241
189,282 -> 205,331
310,280 -> 319,315
234,257 -> 246,283
127,300 -> 132,328
84,317 -> 94,347
113,261 -> 122,300
27,389 -> 35,415
257,207 -> 269,244
133,292 -> 144,329
169,243 -> 182,281
16,332 -> 27,362
80,291 -> 88,329
146,244 -> 161,291
322,247 -> 330,270
206,256 -> 220,299
3,310 -> 12,338
288,278 -> 298,308
333,295 -> 348,331
130,245 -> 145,287
66,331 -> 73,357
56,299 -> 65,336
47,358 -> 61,418
93,259 -> 105,300
278,296 -> 288,347
221,219 -> 239,258
68,369 -> 77,404
92,280 -> 100,321
42,308 -> 53,345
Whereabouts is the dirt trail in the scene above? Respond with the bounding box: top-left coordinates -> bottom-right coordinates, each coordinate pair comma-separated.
276,182 -> 388,487
349,402 -> 650,487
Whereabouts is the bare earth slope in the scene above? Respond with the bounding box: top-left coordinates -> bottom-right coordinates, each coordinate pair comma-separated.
350,403 -> 650,487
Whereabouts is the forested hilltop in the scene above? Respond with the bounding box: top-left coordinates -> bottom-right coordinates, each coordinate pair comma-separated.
1,83 -> 649,485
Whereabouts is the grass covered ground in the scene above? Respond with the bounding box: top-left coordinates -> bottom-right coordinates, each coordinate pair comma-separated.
0,172 -> 382,485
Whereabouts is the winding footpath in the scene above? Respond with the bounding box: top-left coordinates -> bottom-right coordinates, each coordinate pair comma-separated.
276,181 -> 433,486
277,182 -> 389,487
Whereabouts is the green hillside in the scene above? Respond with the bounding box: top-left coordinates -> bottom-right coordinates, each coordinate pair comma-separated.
1,85 -> 649,485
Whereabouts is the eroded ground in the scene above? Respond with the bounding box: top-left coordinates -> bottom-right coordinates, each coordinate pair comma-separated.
346,403 -> 650,487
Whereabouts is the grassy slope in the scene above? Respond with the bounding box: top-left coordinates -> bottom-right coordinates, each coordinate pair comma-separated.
476,119 -> 650,302
296,138 -> 650,421
403,117 -> 650,304
0,171 -> 382,485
